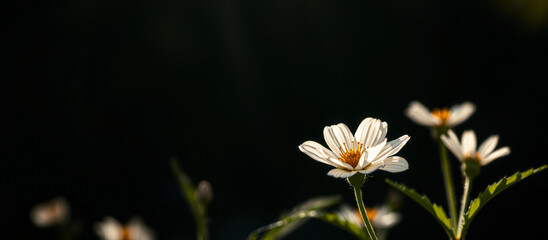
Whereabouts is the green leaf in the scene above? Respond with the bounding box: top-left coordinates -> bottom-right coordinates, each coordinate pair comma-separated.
248,195 -> 370,240
461,165 -> 547,236
261,195 -> 342,240
385,179 -> 455,239
170,158 -> 198,216
317,212 -> 370,240
248,210 -> 321,240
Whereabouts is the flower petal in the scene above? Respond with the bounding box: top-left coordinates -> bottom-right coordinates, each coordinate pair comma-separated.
327,157 -> 355,170
299,141 -> 341,168
356,150 -> 369,169
442,129 -> 465,161
379,156 -> 409,173
355,118 -> 374,146
327,169 -> 357,178
375,135 -> 410,162
405,101 -> 440,126
333,123 -> 355,149
127,217 -> 154,240
477,135 -> 499,159
324,126 -> 343,155
481,147 -> 510,166
95,217 -> 123,240
366,138 -> 387,163
461,130 -> 477,156
373,211 -> 401,228
360,118 -> 385,148
323,124 -> 354,155
358,160 -> 385,174
446,102 -> 475,126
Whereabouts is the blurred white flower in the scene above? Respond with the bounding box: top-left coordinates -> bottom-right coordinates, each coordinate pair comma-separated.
96,217 -> 154,240
338,205 -> 401,229
299,117 -> 410,178
405,101 -> 475,127
30,197 -> 69,227
441,129 -> 511,166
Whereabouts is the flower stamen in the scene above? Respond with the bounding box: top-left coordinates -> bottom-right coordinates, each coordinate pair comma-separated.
355,207 -> 377,221
338,141 -> 366,168
432,107 -> 450,124
121,227 -> 132,240
465,152 -> 481,161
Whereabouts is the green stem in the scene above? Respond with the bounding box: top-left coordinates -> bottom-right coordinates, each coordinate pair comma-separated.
353,186 -> 378,240
438,139 -> 458,232
457,176 -> 472,240
196,204 -> 208,240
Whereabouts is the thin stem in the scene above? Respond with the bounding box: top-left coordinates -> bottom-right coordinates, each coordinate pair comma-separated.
196,204 -> 208,240
438,139 -> 458,231
353,186 -> 378,240
457,176 -> 472,240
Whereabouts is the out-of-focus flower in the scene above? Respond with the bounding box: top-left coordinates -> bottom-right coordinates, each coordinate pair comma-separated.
299,117 -> 410,178
30,197 -> 69,227
441,129 -> 510,166
405,101 -> 475,128
195,180 -> 213,204
95,217 -> 154,240
338,205 -> 401,229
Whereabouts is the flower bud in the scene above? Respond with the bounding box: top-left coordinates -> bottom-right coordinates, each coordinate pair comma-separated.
195,181 -> 213,204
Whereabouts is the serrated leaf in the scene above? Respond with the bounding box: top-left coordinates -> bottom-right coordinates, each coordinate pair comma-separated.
385,179 -> 455,239
461,165 -> 547,236
247,196 -> 344,240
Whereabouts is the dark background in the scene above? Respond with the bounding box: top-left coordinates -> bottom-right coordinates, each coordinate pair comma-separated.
3,0 -> 547,239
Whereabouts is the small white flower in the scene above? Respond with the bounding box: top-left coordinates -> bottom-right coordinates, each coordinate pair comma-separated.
338,205 -> 401,229
441,129 -> 511,166
30,197 -> 69,227
405,101 -> 475,127
299,117 -> 410,178
96,217 -> 155,240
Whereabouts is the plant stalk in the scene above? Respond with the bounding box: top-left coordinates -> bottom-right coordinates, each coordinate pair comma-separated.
353,186 -> 379,240
457,176 -> 472,240
196,204 -> 208,240
438,139 -> 458,231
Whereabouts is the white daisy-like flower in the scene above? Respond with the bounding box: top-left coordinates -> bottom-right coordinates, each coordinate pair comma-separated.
96,217 -> 155,240
440,129 -> 511,166
299,117 -> 410,178
338,205 -> 401,229
30,197 -> 69,227
405,101 -> 476,127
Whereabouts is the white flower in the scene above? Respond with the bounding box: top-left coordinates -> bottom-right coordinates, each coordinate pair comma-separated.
96,217 -> 155,240
30,197 -> 69,227
299,117 -> 410,178
441,129 -> 511,166
405,101 -> 475,127
338,205 -> 401,229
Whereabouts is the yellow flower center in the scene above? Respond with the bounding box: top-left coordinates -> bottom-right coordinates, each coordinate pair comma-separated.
45,203 -> 62,218
121,227 -> 132,240
356,207 -> 377,221
338,142 -> 366,168
431,107 -> 450,124
465,152 -> 481,161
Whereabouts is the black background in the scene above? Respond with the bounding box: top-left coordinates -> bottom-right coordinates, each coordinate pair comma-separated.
3,0 -> 547,239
